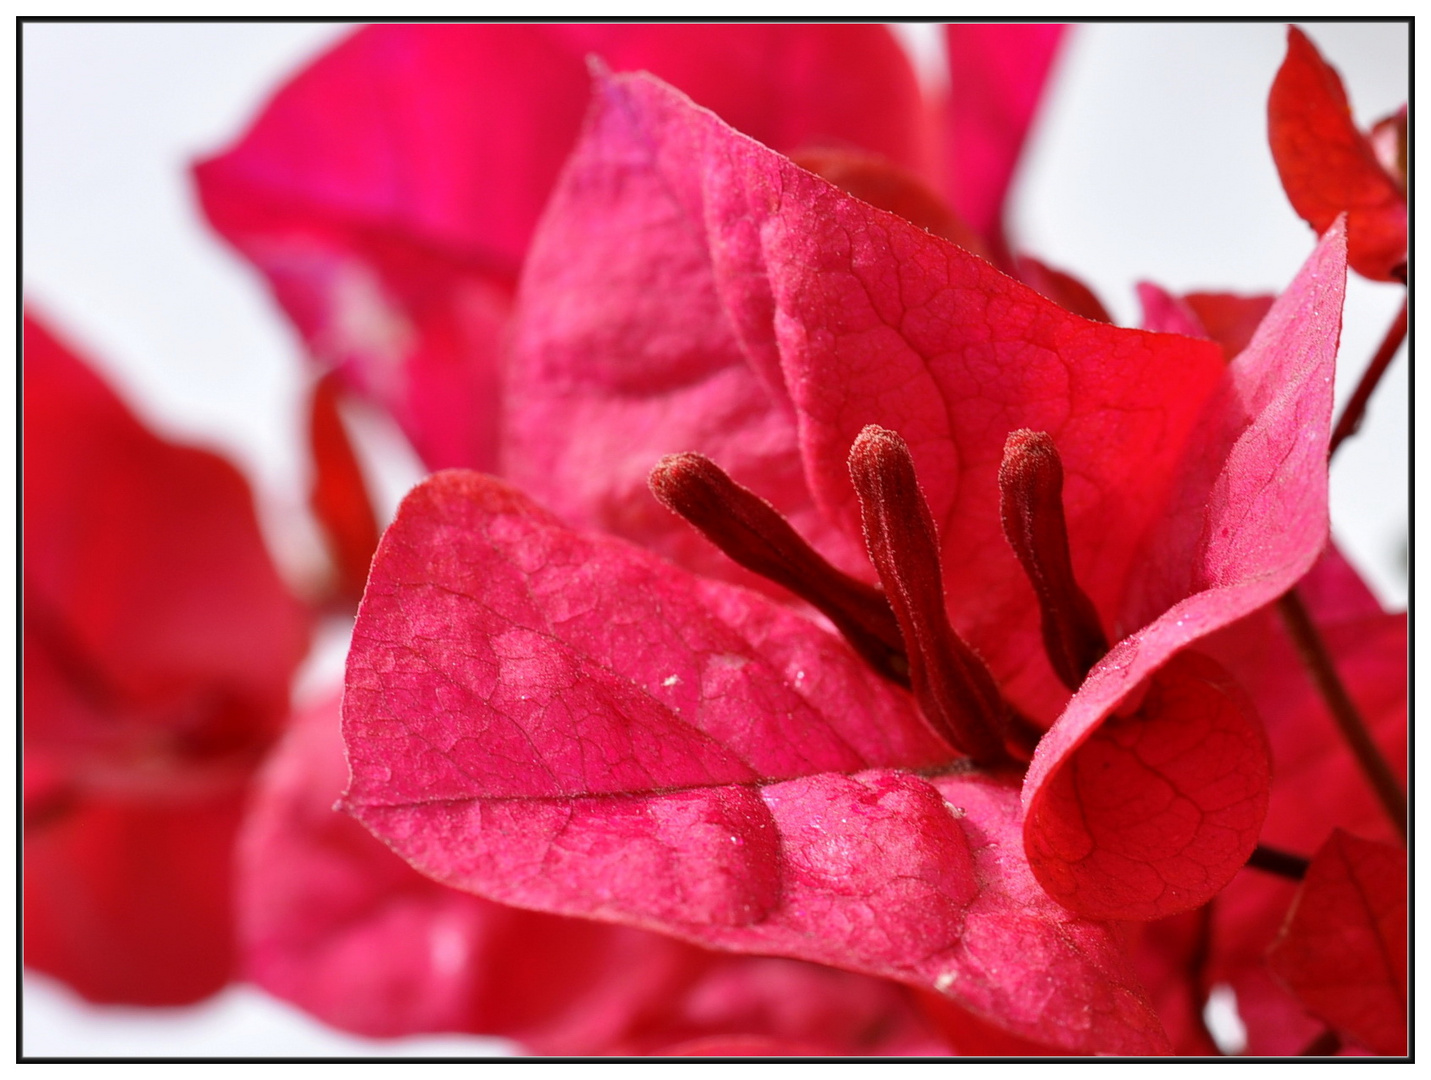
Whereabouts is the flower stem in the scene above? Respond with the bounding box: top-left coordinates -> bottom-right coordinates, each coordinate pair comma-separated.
1328,296 -> 1407,458
1276,589 -> 1406,839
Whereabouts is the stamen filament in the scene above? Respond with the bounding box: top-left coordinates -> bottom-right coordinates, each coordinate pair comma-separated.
649,453 -> 909,685
849,426 -> 1013,765
998,430 -> 1109,690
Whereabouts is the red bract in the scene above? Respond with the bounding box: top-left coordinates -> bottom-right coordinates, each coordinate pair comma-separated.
248,693 -> 939,1054
23,312 -> 309,1004
1268,26 -> 1406,281
344,472 -> 1168,1054
1266,831 -> 1407,1055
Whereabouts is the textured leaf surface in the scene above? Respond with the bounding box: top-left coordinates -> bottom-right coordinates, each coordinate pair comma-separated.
195,23 -> 930,471
343,471 -> 1169,1054
1266,831 -> 1406,1055
1024,652 -> 1268,921
1268,27 -> 1406,280
1022,223 -> 1346,920
245,693 -> 936,1053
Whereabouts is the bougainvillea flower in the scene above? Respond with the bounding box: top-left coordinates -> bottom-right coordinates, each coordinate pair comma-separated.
1265,830 -> 1406,1056
1268,26 -> 1406,281
497,65 -> 1346,917
194,23 -> 1069,474
246,692 -> 943,1055
194,24 -> 930,473
23,312 -> 309,1004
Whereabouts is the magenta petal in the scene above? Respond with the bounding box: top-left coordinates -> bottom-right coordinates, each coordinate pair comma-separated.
1023,650 -> 1269,920
505,71 -> 868,589
343,471 -> 1168,1054
23,312 -> 309,1004
1023,222 -> 1348,920
943,24 -> 1066,242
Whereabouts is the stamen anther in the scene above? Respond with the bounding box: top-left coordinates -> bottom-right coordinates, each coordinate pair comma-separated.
848,426 -> 1012,765
649,453 -> 908,684
998,430 -> 1109,690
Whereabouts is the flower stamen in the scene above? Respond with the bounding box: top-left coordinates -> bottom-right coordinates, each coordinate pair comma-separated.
849,426 -> 1014,765
999,429 -> 1109,690
649,452 -> 909,685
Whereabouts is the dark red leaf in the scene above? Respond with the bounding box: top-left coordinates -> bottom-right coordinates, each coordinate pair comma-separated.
1266,831 -> 1406,1055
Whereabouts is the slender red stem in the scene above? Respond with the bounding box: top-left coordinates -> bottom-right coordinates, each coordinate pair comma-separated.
1328,296 -> 1407,457
1276,589 -> 1406,839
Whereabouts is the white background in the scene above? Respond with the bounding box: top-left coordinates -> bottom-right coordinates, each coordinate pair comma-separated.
20,20 -> 1410,1058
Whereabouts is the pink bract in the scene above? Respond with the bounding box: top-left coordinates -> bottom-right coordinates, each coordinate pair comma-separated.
943,23 -> 1065,247
245,693 -> 940,1054
1024,221 -> 1346,919
343,471 -> 1169,1054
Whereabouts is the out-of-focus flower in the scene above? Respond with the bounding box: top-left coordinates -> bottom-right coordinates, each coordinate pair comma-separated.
23,312 -> 310,1005
193,23 -> 1067,476
1268,26 -> 1407,281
